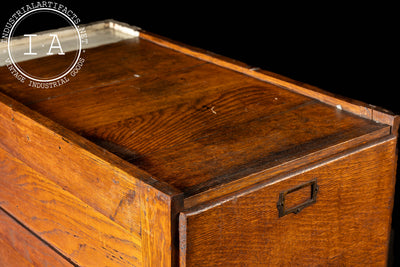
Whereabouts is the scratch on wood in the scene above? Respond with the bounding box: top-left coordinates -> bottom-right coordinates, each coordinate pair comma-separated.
110,189 -> 136,221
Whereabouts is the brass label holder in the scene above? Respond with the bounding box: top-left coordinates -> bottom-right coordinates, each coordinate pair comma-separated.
277,179 -> 319,218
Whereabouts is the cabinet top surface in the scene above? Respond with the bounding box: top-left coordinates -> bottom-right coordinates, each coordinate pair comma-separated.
0,26 -> 390,196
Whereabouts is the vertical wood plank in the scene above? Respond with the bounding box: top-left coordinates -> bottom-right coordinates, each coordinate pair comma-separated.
140,181 -> 183,266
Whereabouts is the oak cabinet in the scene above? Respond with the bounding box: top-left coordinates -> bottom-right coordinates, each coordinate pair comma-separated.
0,20 -> 397,266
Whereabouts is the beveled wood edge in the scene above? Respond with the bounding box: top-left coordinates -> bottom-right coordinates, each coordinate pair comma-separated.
0,91 -> 181,198
138,30 -> 399,134
181,134 -> 397,217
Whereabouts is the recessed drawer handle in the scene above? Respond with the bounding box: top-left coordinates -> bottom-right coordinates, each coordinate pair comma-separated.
277,179 -> 319,218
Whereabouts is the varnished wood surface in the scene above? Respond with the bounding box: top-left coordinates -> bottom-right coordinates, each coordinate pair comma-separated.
128,101 -> 387,196
180,136 -> 397,266
0,25 -> 397,266
140,31 -> 399,129
184,126 -> 390,208
0,91 -> 181,266
0,146 -> 142,266
0,208 -> 72,266
0,37 -> 390,197
0,238 -> 34,267
0,38 -> 202,105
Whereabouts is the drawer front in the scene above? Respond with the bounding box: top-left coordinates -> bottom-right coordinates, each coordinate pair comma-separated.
179,136 -> 397,266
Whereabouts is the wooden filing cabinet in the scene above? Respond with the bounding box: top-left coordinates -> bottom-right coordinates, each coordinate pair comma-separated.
0,20 -> 398,266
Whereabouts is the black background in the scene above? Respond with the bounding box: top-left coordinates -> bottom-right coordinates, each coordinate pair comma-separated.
1,1 -> 399,265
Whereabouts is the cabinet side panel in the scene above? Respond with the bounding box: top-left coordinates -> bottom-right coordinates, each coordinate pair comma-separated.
0,208 -> 72,267
182,137 -> 397,266
0,147 -> 142,266
0,81 -> 182,267
0,93 -> 147,234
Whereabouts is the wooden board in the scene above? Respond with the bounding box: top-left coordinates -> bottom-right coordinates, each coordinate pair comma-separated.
0,20 -> 397,266
140,31 -> 399,128
0,92 -> 182,266
0,37 -> 391,198
0,208 -> 72,266
180,136 -> 397,266
0,146 -> 142,266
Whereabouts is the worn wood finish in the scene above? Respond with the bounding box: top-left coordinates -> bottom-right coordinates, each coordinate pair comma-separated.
128,101 -> 388,195
0,21 -> 397,266
180,137 -> 397,266
139,183 -> 183,266
0,146 -> 142,266
0,92 -> 149,232
0,38 -> 202,105
184,126 -> 391,209
0,238 -> 34,267
140,31 -> 399,129
0,208 -> 72,267
0,39 -> 391,196
0,91 -> 181,266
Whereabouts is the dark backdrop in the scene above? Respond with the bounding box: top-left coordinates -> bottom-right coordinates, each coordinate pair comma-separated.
1,1 -> 399,265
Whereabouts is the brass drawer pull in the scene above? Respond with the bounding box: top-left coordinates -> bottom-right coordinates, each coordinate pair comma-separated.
277,179 -> 319,218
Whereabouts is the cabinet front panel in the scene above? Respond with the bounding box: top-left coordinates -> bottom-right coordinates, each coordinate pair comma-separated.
180,137 -> 397,266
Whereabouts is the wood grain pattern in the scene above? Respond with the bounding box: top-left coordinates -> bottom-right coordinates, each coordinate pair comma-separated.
0,40 -> 388,198
0,208 -> 71,267
27,63 -> 252,131
80,79 -> 311,157
180,136 -> 397,266
184,126 -> 390,208
0,23 -> 397,266
0,38 -> 202,105
139,182 -> 183,266
0,91 -> 179,233
0,147 -> 142,266
0,34 -> 391,198
0,91 -> 183,266
0,238 -> 34,267
0,92 -> 141,234
139,31 -> 398,129
129,101 -> 388,194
